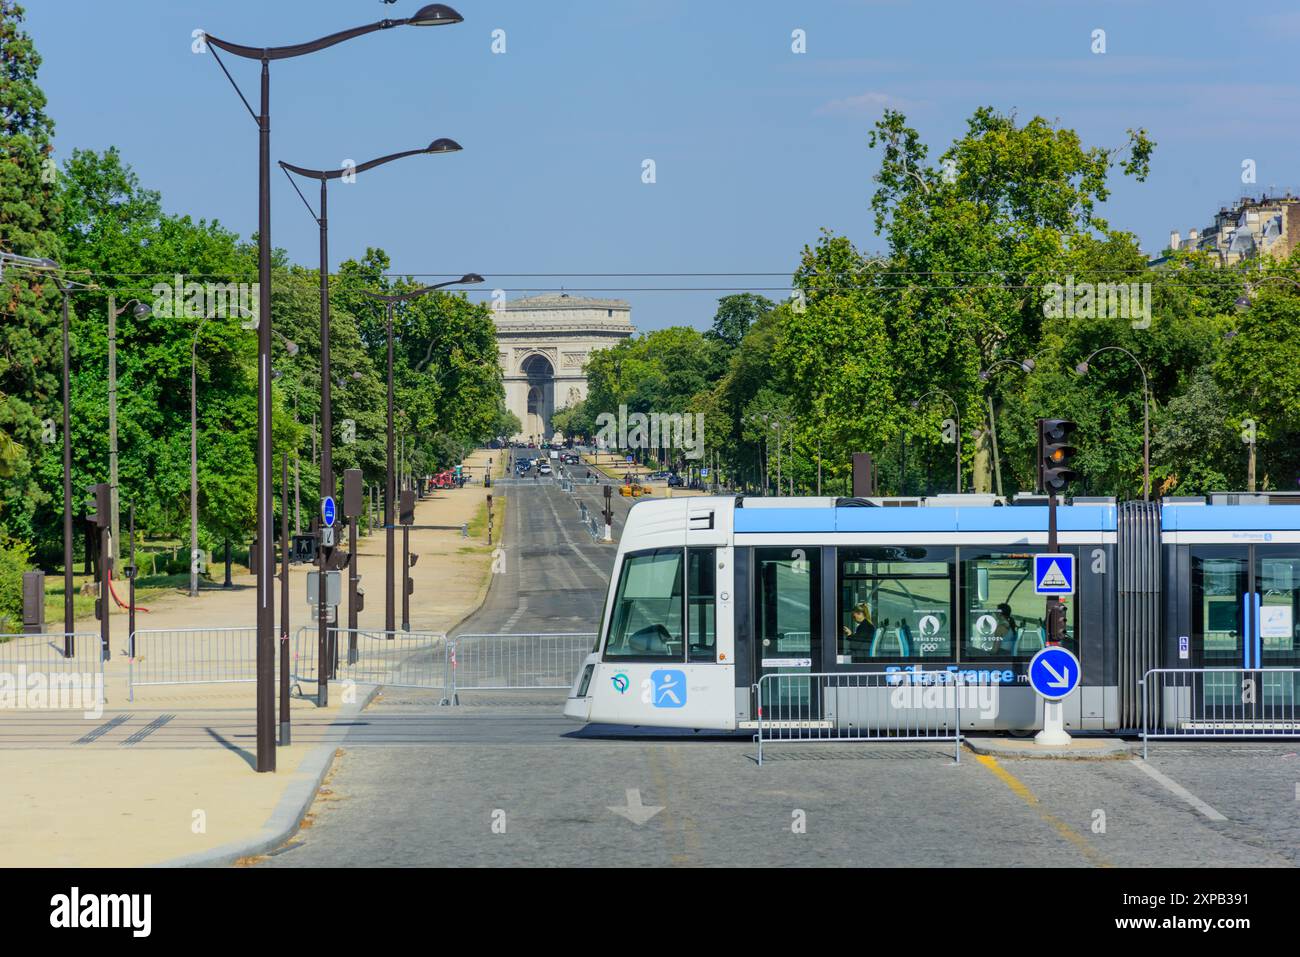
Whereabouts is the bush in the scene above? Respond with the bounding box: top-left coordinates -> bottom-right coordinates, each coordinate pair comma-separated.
0,536 -> 33,631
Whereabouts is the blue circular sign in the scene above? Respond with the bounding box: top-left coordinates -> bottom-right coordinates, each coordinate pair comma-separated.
1027,646 -> 1080,701
322,496 -> 336,528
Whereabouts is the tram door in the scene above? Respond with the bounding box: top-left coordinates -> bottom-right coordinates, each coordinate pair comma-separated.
1191,545 -> 1300,717
753,547 -> 821,720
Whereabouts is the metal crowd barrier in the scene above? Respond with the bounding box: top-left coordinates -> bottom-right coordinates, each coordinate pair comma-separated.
1140,667 -> 1300,758
754,670 -> 971,765
449,633 -> 595,693
0,632 -> 105,709
127,627 -> 258,700
293,626 -> 452,699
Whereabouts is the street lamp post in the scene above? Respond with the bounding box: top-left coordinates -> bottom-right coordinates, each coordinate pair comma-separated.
978,358 -> 1036,498
362,274 -> 483,634
201,2 -> 464,773
281,139 -> 461,697
48,268 -> 92,653
1075,347 -> 1151,501
911,389 -> 962,493
107,297 -> 150,566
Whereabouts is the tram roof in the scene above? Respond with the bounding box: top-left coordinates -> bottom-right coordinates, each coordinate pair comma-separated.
731,498 -> 1117,534
1161,502 -> 1300,531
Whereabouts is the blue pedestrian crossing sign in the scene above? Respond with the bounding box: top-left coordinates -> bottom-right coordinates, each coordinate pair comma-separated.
321,495 -> 336,528
1033,553 -> 1074,595
1028,646 -> 1081,701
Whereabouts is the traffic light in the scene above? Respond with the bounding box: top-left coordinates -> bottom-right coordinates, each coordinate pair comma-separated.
1038,419 -> 1079,494
291,533 -> 318,564
84,483 -> 110,529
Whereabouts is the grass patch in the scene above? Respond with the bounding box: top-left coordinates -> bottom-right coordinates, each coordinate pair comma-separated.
466,494 -> 505,541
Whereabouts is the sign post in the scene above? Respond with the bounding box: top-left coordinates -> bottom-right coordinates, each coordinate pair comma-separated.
1032,551 -> 1077,745
318,493 -> 337,705
1028,645 -> 1080,746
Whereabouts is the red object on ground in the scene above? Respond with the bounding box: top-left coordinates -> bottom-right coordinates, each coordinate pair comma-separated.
106,567 -> 150,614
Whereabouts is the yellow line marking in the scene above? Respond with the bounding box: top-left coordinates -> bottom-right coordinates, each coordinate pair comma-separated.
973,754 -> 1112,868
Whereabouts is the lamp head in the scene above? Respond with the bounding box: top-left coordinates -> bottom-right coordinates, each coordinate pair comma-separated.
459,273 -> 485,285
1020,358 -> 1036,373
1074,361 -> 1089,376
426,138 -> 462,154
131,300 -> 152,319
409,4 -> 463,26
1234,295 -> 1251,311
978,370 -> 991,382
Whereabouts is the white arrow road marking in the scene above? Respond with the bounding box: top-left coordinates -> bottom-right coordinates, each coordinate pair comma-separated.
1042,659 -> 1072,689
608,789 -> 663,825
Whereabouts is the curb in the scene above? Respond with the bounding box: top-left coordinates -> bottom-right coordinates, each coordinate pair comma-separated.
157,683 -> 381,868
962,735 -> 1137,760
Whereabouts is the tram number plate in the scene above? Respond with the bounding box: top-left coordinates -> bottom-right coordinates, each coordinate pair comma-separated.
763,658 -> 812,668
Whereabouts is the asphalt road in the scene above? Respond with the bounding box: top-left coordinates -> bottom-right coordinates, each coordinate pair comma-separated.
458,455 -> 635,636
250,464 -> 1300,868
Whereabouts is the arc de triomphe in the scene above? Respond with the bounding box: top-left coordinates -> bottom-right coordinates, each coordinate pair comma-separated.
495,293 -> 634,442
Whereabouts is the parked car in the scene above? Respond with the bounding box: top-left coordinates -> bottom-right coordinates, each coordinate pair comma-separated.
666,474 -> 685,487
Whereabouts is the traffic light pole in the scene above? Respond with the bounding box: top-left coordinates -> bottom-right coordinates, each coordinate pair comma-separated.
98,522 -> 110,663
280,454 -> 291,746
127,505 -> 136,657
1046,489 -> 1060,647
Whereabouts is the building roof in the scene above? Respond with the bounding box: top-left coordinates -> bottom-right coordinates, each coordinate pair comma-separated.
503,292 -> 631,313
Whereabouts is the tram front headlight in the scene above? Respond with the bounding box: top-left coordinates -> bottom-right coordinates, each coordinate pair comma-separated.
576,664 -> 595,698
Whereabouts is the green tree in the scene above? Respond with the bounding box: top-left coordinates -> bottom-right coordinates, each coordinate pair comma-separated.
0,0 -> 63,543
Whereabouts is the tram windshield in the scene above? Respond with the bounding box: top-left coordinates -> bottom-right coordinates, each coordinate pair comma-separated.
604,549 -> 684,658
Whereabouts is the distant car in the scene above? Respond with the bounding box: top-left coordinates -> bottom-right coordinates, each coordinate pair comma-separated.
666,474 -> 684,487
646,471 -> 668,481
538,463 -> 552,475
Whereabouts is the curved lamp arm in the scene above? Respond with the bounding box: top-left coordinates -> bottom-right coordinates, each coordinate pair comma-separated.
361,274 -> 484,304
203,5 -> 462,61
280,140 -> 461,182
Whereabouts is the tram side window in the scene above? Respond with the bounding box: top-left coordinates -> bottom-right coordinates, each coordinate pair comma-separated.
687,548 -> 717,662
837,547 -> 953,661
604,549 -> 684,659
962,553 -> 1075,659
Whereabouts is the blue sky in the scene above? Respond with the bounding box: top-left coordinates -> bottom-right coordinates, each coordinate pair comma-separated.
25,0 -> 1300,331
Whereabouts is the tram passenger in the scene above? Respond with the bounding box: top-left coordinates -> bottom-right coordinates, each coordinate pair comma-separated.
841,602 -> 876,656
987,602 -> 1017,655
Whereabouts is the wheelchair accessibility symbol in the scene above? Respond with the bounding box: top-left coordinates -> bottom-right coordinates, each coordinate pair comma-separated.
649,669 -> 686,708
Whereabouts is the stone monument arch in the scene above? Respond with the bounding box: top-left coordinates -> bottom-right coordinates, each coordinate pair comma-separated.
494,293 -> 634,442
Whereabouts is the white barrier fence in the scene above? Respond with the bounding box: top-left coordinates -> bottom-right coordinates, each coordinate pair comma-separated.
755,670 -> 973,765
127,627 -> 259,700
1140,667 -> 1300,758
450,633 -> 595,693
291,629 -> 592,701
294,627 -> 452,700
0,632 -> 105,709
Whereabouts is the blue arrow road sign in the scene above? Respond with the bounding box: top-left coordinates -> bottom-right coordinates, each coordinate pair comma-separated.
1033,553 -> 1074,595
322,495 -> 336,528
1028,646 -> 1080,700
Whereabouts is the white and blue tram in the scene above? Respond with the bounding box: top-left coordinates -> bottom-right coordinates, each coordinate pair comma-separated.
564,492 -> 1300,732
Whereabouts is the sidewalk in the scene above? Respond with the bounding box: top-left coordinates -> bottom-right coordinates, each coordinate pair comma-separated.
0,450 -> 500,866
